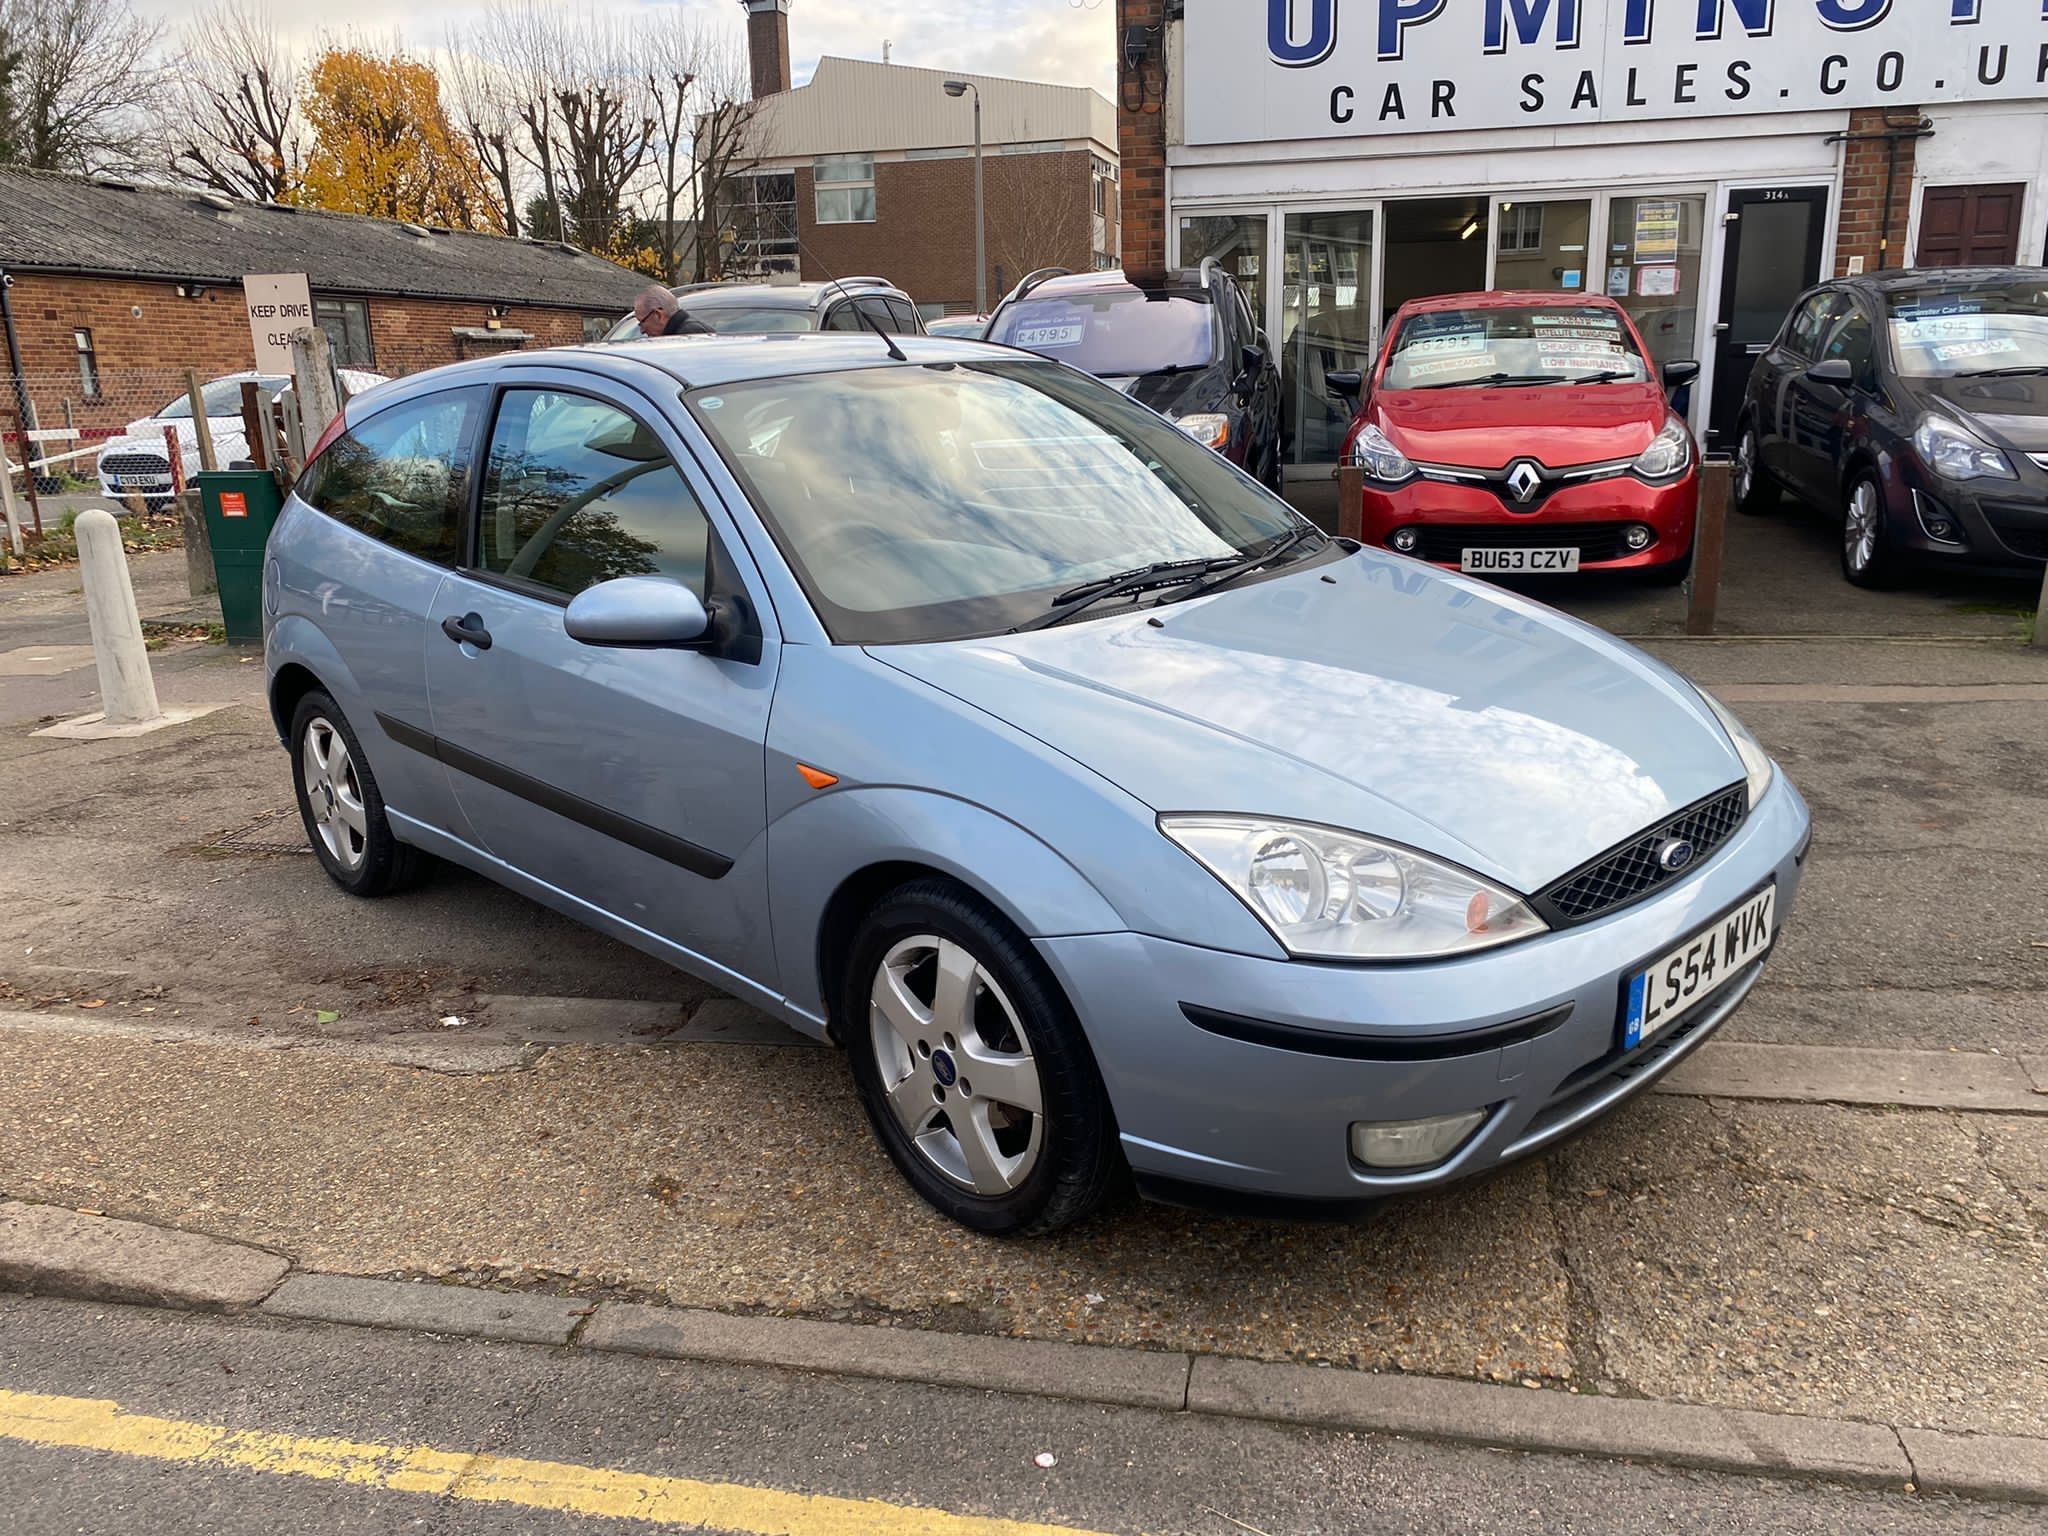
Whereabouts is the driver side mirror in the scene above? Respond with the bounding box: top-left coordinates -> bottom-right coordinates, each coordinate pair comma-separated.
1662,359 -> 1701,388
1806,358 -> 1855,386
565,577 -> 712,648
1326,370 -> 1364,405
1234,342 -> 1267,403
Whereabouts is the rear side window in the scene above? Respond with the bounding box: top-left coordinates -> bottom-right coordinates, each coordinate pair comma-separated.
1783,293 -> 1840,359
884,298 -> 921,334
301,387 -> 484,566
821,303 -> 864,333
474,388 -> 713,601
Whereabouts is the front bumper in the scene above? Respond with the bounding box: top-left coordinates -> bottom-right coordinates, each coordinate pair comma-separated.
1036,771 -> 1810,1208
1878,455 -> 2048,571
1358,467 -> 1698,573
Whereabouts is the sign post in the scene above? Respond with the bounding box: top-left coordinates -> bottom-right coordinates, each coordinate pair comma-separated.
1687,458 -> 1732,637
242,273 -> 314,375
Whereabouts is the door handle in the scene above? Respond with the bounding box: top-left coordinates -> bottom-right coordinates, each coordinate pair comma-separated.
441,612 -> 492,651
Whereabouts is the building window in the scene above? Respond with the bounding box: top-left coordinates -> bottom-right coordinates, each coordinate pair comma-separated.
583,316 -> 612,342
815,154 -> 876,224
315,298 -> 375,368
1498,204 -> 1545,252
1091,154 -> 1116,218
1092,251 -> 1117,271
725,172 -> 799,271
73,329 -> 101,400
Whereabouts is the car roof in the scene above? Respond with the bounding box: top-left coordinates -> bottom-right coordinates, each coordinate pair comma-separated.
358,334 -> 1031,405
1016,270 -> 1213,301
1395,290 -> 1625,316
1832,265 -> 2048,297
672,280 -> 911,311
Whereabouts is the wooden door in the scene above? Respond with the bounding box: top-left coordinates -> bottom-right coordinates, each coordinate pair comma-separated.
1917,184 -> 2024,267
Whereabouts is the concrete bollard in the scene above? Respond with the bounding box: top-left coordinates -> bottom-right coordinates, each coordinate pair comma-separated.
74,507 -> 162,728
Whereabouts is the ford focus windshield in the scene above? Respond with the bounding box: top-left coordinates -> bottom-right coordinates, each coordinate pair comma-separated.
987,292 -> 1216,377
1886,283 -> 2048,378
1381,306 -> 1650,390
689,360 -> 1311,644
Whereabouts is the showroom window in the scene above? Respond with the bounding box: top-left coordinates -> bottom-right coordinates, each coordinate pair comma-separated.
815,154 -> 876,224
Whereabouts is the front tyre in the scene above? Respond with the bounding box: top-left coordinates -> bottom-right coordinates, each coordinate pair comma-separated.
1840,473 -> 1896,588
289,689 -> 426,897
843,880 -> 1120,1236
1733,422 -> 1778,515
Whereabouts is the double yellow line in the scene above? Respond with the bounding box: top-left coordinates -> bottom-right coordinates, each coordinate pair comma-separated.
0,1388 -> 1109,1535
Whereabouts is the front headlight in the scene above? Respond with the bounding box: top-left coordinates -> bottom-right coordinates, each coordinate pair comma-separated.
1160,816 -> 1547,961
1174,412 -> 1231,449
1349,422 -> 1416,484
1913,413 -> 2014,481
1630,414 -> 1692,480
1696,688 -> 1774,808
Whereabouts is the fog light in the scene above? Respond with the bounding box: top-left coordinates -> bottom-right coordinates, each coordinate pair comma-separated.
1349,1108 -> 1488,1169
1912,490 -> 1964,546
1390,527 -> 1419,553
1624,524 -> 1653,551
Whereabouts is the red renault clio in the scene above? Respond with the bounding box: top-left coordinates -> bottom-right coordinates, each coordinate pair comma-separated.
1337,292 -> 1701,583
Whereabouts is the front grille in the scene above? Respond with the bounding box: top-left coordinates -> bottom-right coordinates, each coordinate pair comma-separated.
1413,522 -> 1636,563
1535,783 -> 1748,926
100,452 -> 170,477
1978,501 -> 2048,561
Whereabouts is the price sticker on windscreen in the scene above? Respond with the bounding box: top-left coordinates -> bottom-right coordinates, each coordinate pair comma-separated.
221,493 -> 249,519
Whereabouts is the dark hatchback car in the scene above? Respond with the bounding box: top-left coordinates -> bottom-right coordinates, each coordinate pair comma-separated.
984,265 -> 1284,485
1735,267 -> 2048,585
604,278 -> 926,340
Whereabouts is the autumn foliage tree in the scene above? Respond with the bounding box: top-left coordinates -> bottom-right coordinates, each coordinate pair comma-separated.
300,46 -> 500,229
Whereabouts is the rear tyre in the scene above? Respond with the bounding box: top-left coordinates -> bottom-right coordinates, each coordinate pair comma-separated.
842,879 -> 1121,1236
289,689 -> 426,897
1840,472 -> 1897,589
1733,422 -> 1778,515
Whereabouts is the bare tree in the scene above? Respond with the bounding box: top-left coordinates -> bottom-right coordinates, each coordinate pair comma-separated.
984,150 -> 1091,299
689,32 -> 761,281
443,38 -> 520,236
1,0 -> 165,171
160,1 -> 301,201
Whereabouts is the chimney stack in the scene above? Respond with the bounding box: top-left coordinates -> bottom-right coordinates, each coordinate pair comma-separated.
743,0 -> 793,98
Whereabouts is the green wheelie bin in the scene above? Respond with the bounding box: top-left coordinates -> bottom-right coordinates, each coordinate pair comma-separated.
196,470 -> 285,643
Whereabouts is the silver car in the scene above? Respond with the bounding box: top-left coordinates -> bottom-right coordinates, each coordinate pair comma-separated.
264,334 -> 1810,1234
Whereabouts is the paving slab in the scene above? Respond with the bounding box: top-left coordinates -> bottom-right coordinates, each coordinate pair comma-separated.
582,1301 -> 1192,1410
1659,1043 -> 2047,1114
1188,1355 -> 1912,1488
1899,1429 -> 2048,1504
0,1200 -> 286,1311
674,997 -> 816,1046
263,1273 -> 586,1346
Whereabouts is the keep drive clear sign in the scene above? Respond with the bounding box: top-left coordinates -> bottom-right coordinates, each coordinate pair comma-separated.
1186,1 -> 2048,145
243,273 -> 314,374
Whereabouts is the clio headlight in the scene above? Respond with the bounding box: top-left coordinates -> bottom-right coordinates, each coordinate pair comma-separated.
1696,688 -> 1774,808
1349,423 -> 1416,484
1160,816 -> 1547,961
1630,414 -> 1693,480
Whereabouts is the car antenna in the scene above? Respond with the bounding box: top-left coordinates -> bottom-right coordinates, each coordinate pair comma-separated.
796,237 -> 908,362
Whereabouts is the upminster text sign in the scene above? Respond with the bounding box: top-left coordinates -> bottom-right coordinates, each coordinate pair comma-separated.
1185,0 -> 2048,145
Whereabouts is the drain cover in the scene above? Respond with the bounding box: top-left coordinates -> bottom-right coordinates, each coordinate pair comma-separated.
211,808 -> 312,856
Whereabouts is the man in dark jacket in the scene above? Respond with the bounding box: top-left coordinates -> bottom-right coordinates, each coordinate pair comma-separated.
632,285 -> 713,337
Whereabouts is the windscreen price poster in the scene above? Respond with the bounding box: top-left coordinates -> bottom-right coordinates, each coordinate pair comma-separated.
1187,1 -> 2048,144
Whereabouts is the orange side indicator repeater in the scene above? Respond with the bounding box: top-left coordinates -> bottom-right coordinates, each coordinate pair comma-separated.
796,764 -> 839,791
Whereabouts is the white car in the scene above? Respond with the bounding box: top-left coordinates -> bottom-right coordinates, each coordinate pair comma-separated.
95,369 -> 385,508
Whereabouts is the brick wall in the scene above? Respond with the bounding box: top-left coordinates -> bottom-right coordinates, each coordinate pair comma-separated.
4,272 -> 620,436
1834,107 -> 1925,277
798,152 -> 1095,312
1116,0 -> 1170,283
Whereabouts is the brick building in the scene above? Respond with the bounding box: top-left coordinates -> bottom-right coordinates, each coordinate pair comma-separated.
0,166 -> 646,438
1117,1 -> 2048,474
730,3 -> 1118,314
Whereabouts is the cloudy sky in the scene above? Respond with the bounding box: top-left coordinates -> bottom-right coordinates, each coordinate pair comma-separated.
132,0 -> 1118,94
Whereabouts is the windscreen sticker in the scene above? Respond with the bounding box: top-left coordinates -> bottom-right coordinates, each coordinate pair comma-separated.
1535,350 -> 1629,373
1536,337 -> 1625,355
1012,312 -> 1088,349
1931,335 -> 2020,362
1402,352 -> 1498,378
1531,311 -> 1622,330
1896,315 -> 1988,346
1399,330 -> 1489,357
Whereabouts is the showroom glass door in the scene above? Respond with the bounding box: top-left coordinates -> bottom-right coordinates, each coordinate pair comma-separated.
1178,212 -> 1269,329
1491,198 -> 1595,295
1282,209 -> 1376,466
1709,185 -> 1830,446
1603,192 -> 1711,423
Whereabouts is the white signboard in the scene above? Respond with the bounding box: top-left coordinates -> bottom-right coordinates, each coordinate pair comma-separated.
1186,1 -> 2048,145
243,273 -> 314,374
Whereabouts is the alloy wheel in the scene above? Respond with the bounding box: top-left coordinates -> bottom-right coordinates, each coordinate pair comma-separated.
1844,480 -> 1881,575
868,934 -> 1045,1196
1735,429 -> 1756,503
301,716 -> 369,872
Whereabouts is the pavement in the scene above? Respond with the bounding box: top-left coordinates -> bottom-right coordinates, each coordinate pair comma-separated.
2,524 -> 2046,1519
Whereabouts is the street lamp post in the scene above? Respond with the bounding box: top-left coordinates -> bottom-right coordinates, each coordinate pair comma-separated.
944,80 -> 986,313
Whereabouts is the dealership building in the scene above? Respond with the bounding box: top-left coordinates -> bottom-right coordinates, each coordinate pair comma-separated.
1115,0 -> 2048,474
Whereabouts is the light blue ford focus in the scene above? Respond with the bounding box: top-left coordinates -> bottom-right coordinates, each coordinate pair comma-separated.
265,333 -> 1810,1234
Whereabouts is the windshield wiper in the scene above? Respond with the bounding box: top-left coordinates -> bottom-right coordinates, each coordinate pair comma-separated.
1156,525 -> 1323,606
1136,363 -> 1202,377
1413,372 -> 1556,390
1957,364 -> 2048,379
1565,369 -> 1636,385
1010,556 -> 1235,632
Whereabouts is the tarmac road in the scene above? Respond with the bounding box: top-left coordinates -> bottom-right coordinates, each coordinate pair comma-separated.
0,1294 -> 2027,1536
